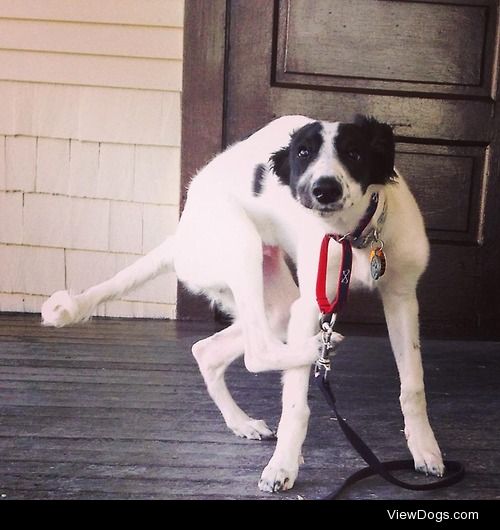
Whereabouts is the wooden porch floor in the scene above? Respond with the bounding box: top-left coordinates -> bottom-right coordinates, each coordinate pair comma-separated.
0,313 -> 499,500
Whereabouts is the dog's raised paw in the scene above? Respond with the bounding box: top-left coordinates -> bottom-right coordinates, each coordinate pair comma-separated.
258,461 -> 298,492
229,418 -> 275,441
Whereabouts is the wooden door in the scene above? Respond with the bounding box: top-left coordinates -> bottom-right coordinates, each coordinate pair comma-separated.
181,0 -> 500,339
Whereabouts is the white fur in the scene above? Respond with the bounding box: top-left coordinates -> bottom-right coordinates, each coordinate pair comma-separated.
41,115 -> 443,492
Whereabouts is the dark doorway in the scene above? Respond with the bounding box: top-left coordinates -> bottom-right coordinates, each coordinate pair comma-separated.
180,0 -> 500,339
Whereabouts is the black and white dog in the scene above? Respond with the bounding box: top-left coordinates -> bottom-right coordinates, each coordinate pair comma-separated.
41,115 -> 444,492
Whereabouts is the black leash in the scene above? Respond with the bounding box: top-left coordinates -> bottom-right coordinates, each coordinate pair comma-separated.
314,192 -> 465,499
315,370 -> 465,499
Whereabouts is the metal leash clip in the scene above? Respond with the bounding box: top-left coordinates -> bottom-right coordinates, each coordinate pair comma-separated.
315,314 -> 337,378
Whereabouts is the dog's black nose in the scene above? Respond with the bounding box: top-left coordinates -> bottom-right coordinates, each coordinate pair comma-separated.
312,177 -> 343,205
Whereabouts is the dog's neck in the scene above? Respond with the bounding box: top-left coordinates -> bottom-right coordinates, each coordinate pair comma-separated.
320,187 -> 387,241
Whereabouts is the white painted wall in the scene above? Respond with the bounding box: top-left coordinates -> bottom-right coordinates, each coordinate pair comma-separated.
0,0 -> 184,319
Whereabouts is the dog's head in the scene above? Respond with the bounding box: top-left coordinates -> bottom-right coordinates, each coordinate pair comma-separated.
270,115 -> 395,214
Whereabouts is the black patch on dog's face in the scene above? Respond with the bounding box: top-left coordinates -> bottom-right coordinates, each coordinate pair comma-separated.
270,122 -> 323,196
252,163 -> 266,196
269,146 -> 291,186
335,115 -> 395,193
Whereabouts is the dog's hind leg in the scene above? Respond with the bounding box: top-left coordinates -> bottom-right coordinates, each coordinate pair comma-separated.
42,237 -> 176,327
192,247 -> 299,440
192,323 -> 275,440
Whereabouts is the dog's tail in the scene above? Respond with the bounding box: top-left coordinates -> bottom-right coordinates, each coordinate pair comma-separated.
41,236 -> 176,327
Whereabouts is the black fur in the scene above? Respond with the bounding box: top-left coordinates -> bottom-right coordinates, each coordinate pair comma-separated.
269,146 -> 291,186
252,163 -> 267,196
270,121 -> 323,195
335,115 -> 395,192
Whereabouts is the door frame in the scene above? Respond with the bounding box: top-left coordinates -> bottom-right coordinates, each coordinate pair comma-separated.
178,0 -> 228,320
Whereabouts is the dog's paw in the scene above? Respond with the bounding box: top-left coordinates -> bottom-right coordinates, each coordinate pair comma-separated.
406,427 -> 445,477
413,447 -> 445,477
228,418 -> 275,441
304,331 -> 344,364
41,290 -> 82,327
258,458 -> 299,492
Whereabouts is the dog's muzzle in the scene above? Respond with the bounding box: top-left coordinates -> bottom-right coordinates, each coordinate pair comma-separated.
311,177 -> 343,211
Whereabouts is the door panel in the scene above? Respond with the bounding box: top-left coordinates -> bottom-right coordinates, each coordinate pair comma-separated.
276,0 -> 495,97
395,143 -> 486,244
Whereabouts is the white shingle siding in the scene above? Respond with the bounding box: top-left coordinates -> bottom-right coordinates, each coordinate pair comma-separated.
0,0 -> 184,30
0,192 -> 23,245
0,244 -> 65,296
0,83 -> 182,146
134,146 -> 181,205
142,204 -> 179,253
23,194 -> 72,248
109,201 -> 143,254
0,136 -> 6,188
68,141 -> 100,198
36,138 -> 71,195
5,137 -> 37,192
0,0 -> 183,319
97,143 -> 135,202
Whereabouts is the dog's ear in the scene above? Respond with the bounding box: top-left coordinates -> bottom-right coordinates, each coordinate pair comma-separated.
269,145 -> 291,185
354,115 -> 395,184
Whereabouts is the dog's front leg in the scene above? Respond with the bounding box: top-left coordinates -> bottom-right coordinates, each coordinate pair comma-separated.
258,297 -> 319,492
381,286 -> 444,476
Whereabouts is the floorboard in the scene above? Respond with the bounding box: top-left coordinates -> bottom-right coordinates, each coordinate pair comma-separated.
0,313 -> 499,500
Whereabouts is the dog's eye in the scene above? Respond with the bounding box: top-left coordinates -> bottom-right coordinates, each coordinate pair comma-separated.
347,150 -> 361,162
297,147 -> 310,158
